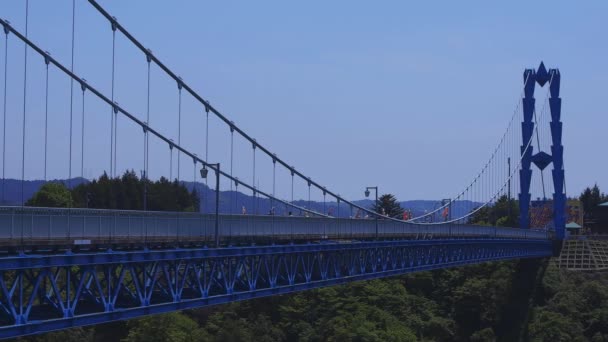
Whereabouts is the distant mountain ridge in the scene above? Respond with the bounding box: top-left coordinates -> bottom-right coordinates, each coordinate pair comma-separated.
0,178 -> 88,205
0,178 -> 482,219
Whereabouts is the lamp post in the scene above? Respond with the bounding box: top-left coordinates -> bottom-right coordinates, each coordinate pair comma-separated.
365,186 -> 378,239
201,163 -> 220,247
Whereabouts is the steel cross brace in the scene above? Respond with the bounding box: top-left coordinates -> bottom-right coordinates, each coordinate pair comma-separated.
0,239 -> 552,339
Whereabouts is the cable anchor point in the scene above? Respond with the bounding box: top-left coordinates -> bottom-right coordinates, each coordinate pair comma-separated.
43,51 -> 51,65
110,17 -> 118,32
2,20 -> 10,35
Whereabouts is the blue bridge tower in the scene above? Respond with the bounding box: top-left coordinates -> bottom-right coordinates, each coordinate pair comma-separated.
519,62 -> 565,240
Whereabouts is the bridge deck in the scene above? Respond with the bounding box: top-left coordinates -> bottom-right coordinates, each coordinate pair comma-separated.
0,206 -> 550,252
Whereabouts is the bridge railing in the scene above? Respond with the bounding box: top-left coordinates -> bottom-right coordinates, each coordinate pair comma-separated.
0,206 -> 550,249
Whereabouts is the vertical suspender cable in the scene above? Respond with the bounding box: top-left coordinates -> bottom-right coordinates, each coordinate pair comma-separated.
230,125 -> 234,191
176,79 -> 181,242
144,52 -> 151,211
234,180 -> 238,215
169,140 -> 173,181
177,78 -> 182,182
308,181 -> 311,215
252,142 -> 256,214
205,109 -> 209,160
65,0 -> 74,245
323,191 -> 326,215
113,87 -> 117,177
176,80 -> 183,244
272,158 -> 276,234
68,0 -> 74,189
193,158 -> 199,237
80,81 -> 85,178
491,158 -> 494,202
192,158 -> 196,202
1,30 -> 7,203
44,54 -> 49,181
205,108 -> 209,187
21,0 -> 29,251
533,107 -> 546,200
272,157 -> 276,213
110,18 -> 116,177
229,126 -> 234,214
492,153 -> 495,203
21,0 -> 29,197
337,198 -> 340,218
202,105 -> 210,211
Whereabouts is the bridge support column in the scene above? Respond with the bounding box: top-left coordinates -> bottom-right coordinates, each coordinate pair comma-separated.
519,69 -> 535,230
549,69 -> 565,240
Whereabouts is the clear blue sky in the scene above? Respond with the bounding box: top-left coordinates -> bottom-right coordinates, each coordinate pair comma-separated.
0,1 -> 606,202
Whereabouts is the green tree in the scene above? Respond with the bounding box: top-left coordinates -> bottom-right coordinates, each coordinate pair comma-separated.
469,195 -> 518,227
580,184 -> 606,213
70,171 -> 199,212
26,182 -> 73,208
470,327 -> 495,342
26,327 -> 94,342
371,194 -> 404,218
580,184 -> 608,229
122,313 -> 208,342
528,309 -> 586,342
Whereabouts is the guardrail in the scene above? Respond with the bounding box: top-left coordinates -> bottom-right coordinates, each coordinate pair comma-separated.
0,206 -> 550,248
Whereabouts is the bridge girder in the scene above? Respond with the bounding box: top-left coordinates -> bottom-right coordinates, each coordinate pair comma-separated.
0,239 -> 552,339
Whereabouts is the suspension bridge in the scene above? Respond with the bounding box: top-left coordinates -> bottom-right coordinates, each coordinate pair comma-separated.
0,1 -> 567,338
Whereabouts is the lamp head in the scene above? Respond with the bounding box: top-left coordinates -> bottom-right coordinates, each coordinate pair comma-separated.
364,189 -> 370,198
200,167 -> 208,179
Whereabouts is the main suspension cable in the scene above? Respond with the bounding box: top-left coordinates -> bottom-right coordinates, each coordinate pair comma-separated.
407,72 -> 533,223
0,18 -> 345,218
425,84 -> 553,225
86,0 -> 541,225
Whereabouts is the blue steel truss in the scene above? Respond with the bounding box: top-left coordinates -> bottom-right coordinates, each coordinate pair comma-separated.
0,238 -> 552,338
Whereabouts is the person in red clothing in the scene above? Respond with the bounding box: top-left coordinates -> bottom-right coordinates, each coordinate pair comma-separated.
442,207 -> 449,221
